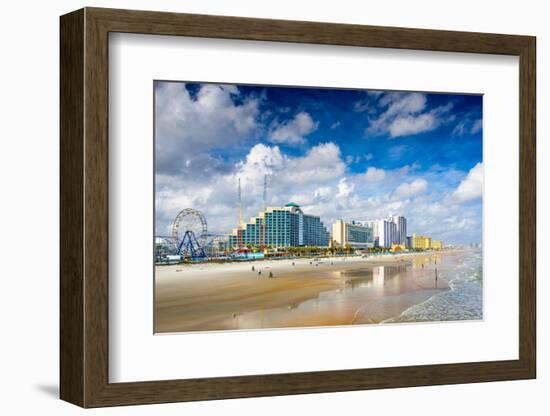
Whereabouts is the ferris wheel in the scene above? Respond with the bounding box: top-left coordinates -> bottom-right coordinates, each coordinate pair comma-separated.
171,208 -> 208,248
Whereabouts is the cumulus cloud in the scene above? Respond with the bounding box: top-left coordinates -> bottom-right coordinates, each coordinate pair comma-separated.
365,92 -> 453,138
235,143 -> 285,179
154,82 -> 261,175
282,142 -> 346,185
156,141 -> 347,235
336,178 -> 355,198
389,113 -> 438,137
364,167 -> 386,182
154,83 -> 482,245
314,186 -> 331,199
381,92 -> 427,117
268,112 -> 318,145
394,178 -> 428,197
156,145 -> 481,244
452,162 -> 483,203
359,163 -> 419,188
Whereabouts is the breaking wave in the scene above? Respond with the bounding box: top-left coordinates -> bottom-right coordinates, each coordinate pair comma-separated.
386,249 -> 482,323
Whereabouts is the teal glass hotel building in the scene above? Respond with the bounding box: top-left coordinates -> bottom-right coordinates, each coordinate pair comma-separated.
229,202 -> 330,248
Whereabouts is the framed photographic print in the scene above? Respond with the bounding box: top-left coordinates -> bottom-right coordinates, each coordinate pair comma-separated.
152,81 -> 484,334
60,7 -> 536,408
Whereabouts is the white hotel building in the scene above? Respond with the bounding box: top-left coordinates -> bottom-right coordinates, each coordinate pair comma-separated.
332,219 -> 375,249
340,215 -> 407,249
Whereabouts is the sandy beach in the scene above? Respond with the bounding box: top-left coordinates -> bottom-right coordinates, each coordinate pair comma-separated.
154,250 -> 467,333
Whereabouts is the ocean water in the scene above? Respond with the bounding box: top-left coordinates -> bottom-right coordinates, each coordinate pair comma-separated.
385,249 -> 483,323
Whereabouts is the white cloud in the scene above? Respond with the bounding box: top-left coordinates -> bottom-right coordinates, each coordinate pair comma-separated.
157,154 -> 481,244
268,112 -> 318,145
394,178 -> 428,197
345,155 -> 362,165
235,143 -> 285,180
313,186 -> 331,199
330,121 -> 341,130
282,142 -> 346,185
354,90 -> 390,113
452,122 -> 467,137
155,141 -> 348,234
155,82 -> 261,174
336,178 -> 355,198
366,92 -> 453,138
452,162 -> 483,203
470,119 -> 482,134
397,162 -> 421,175
364,167 -> 386,182
389,113 -> 438,137
452,117 -> 482,137
154,83 -> 481,245
155,138 -> 480,245
381,92 -> 427,118
389,102 -> 453,138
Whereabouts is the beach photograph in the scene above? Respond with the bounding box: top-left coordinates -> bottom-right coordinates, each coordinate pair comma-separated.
154,81 -> 483,333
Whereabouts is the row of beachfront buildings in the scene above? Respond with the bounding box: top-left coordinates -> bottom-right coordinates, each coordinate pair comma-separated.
332,217 -> 442,250
227,202 -> 443,251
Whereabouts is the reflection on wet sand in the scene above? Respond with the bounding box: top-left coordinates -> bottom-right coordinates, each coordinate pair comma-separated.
155,251 -> 460,333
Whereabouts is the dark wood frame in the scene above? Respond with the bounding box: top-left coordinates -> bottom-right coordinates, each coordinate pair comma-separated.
60,7 -> 536,408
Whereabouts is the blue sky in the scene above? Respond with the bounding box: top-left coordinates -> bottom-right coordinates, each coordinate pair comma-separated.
155,81 -> 483,244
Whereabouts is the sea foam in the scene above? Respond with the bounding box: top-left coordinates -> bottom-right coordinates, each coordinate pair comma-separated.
386,249 -> 483,323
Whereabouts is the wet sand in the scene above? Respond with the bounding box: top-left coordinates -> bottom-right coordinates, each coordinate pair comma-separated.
155,251 -> 457,333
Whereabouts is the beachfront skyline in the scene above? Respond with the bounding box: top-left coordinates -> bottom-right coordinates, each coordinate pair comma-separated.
155,82 -> 483,245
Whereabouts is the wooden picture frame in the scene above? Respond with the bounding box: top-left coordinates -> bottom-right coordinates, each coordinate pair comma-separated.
60,7 -> 536,408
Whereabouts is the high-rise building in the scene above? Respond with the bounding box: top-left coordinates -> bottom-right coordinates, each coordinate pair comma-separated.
354,215 -> 408,248
389,215 -> 407,245
377,219 -> 396,248
332,219 -> 374,249
360,220 -> 378,246
229,202 -> 329,248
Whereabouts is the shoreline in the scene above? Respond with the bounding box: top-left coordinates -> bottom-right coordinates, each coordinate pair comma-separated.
158,248 -> 462,267
155,249 -> 466,333
156,249 -> 464,276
